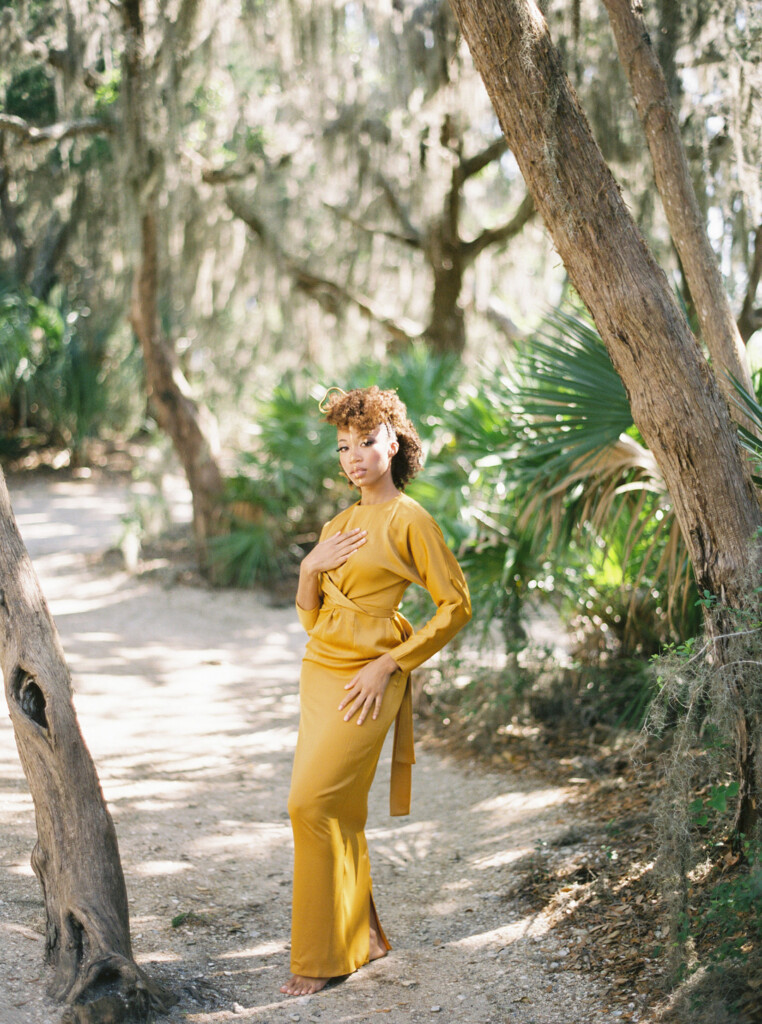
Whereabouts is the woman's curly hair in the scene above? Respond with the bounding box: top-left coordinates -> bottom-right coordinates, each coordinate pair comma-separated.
322,386 -> 423,490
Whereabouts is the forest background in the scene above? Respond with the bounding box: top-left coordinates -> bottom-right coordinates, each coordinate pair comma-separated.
1,1 -> 762,1022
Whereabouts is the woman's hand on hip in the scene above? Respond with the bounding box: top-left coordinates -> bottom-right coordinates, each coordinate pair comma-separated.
339,653 -> 400,725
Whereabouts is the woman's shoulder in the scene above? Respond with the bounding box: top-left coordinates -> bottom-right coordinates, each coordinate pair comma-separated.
391,492 -> 440,531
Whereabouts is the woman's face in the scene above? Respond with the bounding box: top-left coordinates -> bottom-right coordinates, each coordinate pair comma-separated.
336,422 -> 399,490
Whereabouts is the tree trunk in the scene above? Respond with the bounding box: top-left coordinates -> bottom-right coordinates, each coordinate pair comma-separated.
0,468 -> 174,1022
129,208 -> 225,565
425,232 -> 466,354
449,0 -> 762,830
738,223 -> 762,343
601,0 -> 755,413
121,0 -> 224,568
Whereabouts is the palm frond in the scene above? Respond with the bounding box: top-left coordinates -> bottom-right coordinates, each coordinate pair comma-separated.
510,306 -> 695,640
514,307 -> 634,474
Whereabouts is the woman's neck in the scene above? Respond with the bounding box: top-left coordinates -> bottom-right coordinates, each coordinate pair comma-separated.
358,480 -> 401,505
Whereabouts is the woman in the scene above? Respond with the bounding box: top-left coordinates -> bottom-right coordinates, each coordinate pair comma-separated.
281,385 -> 471,997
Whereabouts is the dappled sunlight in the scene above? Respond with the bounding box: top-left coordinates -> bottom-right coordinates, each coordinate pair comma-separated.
192,823 -> 290,862
471,786 -> 570,819
134,950 -> 182,964
106,779 -> 196,806
134,860 -> 193,878
0,788 -> 34,816
15,517 -> 79,542
217,940 -> 284,961
368,818 -> 440,866
1,476 -> 612,1022
470,845 -> 534,870
447,915 -> 552,951
7,862 -> 35,877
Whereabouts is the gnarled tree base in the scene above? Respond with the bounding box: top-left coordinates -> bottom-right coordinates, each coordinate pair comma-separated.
0,468 -> 178,1023
59,956 -> 176,1024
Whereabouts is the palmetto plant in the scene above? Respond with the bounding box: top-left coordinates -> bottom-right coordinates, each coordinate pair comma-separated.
510,307 -> 697,646
209,373 -> 340,586
731,374 -> 762,481
210,346 -> 468,588
0,285 -> 109,458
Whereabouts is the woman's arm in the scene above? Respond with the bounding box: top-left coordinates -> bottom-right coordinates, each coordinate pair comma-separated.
340,511 -> 471,727
388,514 -> 471,673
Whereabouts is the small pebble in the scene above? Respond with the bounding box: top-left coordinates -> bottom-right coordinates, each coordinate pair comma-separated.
232,1005 -> 245,1016
431,1007 -> 442,1013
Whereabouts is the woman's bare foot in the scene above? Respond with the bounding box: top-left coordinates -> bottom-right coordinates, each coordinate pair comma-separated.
280,974 -> 329,996
369,909 -> 389,962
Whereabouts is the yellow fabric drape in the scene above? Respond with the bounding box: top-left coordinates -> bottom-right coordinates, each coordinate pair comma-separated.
288,493 -> 470,978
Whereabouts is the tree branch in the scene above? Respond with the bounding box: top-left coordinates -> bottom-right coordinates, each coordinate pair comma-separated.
200,159 -> 260,184
225,187 -> 421,342
0,138 -> 30,281
457,136 -> 509,183
322,201 -> 422,250
738,223 -> 762,342
602,0 -> 755,417
462,191 -> 535,263
0,113 -> 114,145
375,173 -> 422,245
31,179 -> 90,300
290,267 -> 421,341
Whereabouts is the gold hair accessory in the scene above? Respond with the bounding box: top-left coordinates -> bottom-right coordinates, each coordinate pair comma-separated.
318,386 -> 347,414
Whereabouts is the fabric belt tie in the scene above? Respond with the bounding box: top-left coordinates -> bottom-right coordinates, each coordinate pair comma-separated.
322,576 -> 416,817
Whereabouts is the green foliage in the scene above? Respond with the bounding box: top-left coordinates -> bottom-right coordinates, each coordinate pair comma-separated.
647,558 -> 762,1004
689,781 -> 740,829
4,65 -> 56,123
209,374 -> 339,587
511,307 -> 699,650
513,307 -> 633,471
702,841 -> 762,964
94,70 -> 121,112
208,311 -> 695,734
732,373 -> 762,487
0,285 -> 128,458
0,285 -> 65,440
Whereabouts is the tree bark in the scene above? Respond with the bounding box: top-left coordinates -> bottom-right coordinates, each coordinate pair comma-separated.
448,0 -> 762,830
121,0 -> 224,567
129,209 -> 225,562
601,0 -> 755,411
0,468 -> 174,1021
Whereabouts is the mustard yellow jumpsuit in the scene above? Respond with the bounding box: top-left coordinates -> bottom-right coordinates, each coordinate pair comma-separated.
288,492 -> 471,978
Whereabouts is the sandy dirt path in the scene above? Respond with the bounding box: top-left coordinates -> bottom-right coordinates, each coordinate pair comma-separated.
0,474 -> 617,1024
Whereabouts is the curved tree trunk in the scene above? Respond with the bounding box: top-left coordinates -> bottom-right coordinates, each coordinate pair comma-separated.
129,208 -> 225,565
601,0 -> 755,417
449,0 -> 762,832
122,0 -> 224,570
0,468 -> 174,1022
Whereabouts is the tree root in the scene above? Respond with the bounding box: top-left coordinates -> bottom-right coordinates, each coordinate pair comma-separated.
59,955 -> 177,1024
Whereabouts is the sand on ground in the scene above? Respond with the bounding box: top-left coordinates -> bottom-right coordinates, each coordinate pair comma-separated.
0,474 -> 619,1024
